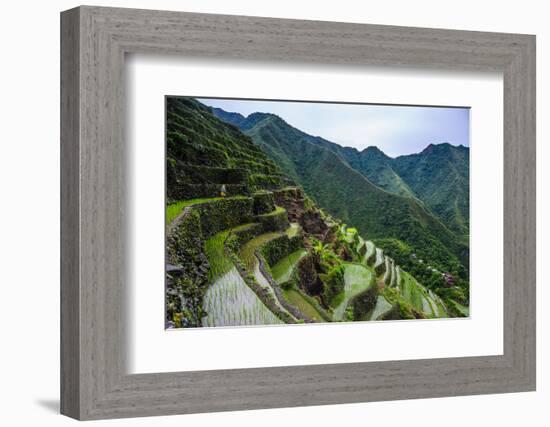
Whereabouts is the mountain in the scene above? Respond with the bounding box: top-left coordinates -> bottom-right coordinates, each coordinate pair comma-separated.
166,98 -> 293,201
212,107 -> 469,238
332,145 -> 418,199
213,109 -> 468,277
307,138 -> 469,238
392,143 -> 469,238
165,97 -> 465,328
208,107 -> 247,128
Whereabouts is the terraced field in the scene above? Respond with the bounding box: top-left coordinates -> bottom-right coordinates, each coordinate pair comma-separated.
333,263 -> 375,321
238,228 -> 298,321
239,232 -> 282,270
165,97 -> 460,328
252,262 -> 295,319
374,247 -> 385,275
282,289 -> 325,322
367,295 -> 394,320
202,267 -> 283,327
363,240 -> 376,265
271,249 -> 308,284
204,230 -> 233,280
399,270 -> 447,318
285,222 -> 301,238
166,196 -> 248,225
448,299 -> 470,317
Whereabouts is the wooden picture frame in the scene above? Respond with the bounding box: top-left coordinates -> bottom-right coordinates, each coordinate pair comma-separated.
60,5 -> 536,420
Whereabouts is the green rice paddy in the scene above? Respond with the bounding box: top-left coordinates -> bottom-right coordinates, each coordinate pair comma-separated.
282,288 -> 325,322
271,249 -> 308,284
202,267 -> 283,327
166,196 -> 248,225
333,263 -> 374,321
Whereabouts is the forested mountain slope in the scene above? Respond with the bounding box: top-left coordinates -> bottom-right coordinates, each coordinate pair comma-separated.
213,109 -> 468,277
165,98 -> 468,328
214,107 -> 469,238
392,143 -> 469,238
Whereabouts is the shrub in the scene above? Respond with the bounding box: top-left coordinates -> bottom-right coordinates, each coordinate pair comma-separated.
320,264 -> 345,305
255,206 -> 289,232
351,286 -> 378,321
252,191 -> 275,215
296,254 -> 323,296
195,197 -> 254,238
169,183 -> 248,200
227,223 -> 264,249
260,233 -> 301,266
165,209 -> 210,327
248,173 -> 283,190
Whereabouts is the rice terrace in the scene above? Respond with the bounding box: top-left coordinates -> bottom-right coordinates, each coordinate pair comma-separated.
165,97 -> 470,328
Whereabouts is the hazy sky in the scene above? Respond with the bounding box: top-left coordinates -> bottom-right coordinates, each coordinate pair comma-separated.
198,98 -> 470,158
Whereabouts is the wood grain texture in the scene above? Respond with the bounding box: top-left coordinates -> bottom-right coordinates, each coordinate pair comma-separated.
60,7 -> 80,419
60,5 -> 536,420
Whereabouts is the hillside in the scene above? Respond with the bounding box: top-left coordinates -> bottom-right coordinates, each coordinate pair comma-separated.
166,97 -> 465,328
213,109 -> 468,276
392,143 -> 470,238
309,137 -> 469,238
215,107 -> 469,238
338,146 -> 418,199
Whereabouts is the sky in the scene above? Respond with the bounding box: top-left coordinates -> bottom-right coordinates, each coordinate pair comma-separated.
198,97 -> 470,158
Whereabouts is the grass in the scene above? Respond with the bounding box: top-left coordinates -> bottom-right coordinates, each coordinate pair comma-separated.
399,271 -> 424,310
332,263 -> 374,321
330,291 -> 346,309
285,222 -> 301,238
203,226 -> 288,326
282,288 -> 325,322
271,249 -> 308,284
448,299 -> 469,317
204,230 -> 233,281
239,232 -> 282,270
255,205 -> 286,218
399,270 -> 448,318
166,196 -> 248,225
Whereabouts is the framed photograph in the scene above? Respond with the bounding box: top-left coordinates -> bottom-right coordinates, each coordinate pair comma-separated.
61,6 -> 536,420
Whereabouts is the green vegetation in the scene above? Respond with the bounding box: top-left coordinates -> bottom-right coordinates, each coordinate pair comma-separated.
285,222 -> 301,238
320,264 -> 346,308
271,249 -> 308,284
447,299 -> 470,317
214,109 -> 469,291
202,267 -> 283,327
282,288 -> 325,322
166,97 -> 464,328
372,237 -> 469,310
367,295 -> 394,321
255,206 -> 289,232
252,190 -> 276,215
167,197 -> 223,225
397,270 -> 448,318
392,143 -> 470,238
165,208 -> 210,328
204,230 -> 233,280
332,263 -> 375,321
259,229 -> 302,266
239,232 -> 282,270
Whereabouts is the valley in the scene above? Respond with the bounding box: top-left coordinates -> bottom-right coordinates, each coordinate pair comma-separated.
166,97 -> 469,328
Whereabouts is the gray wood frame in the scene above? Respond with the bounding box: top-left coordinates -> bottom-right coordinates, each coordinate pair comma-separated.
60,5 -> 536,420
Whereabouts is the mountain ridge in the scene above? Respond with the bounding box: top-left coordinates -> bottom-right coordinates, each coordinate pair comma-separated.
165,98 -> 468,328
211,106 -> 469,237
213,108 -> 468,280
